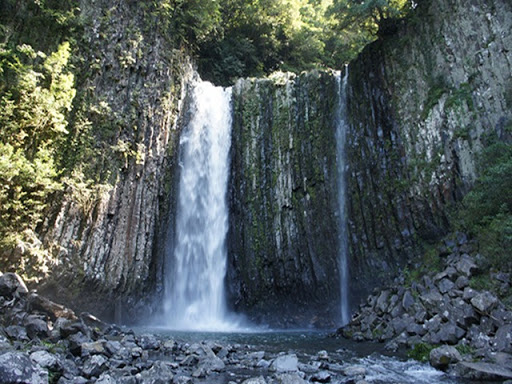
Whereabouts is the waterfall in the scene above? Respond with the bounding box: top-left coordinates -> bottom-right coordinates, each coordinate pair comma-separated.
163,79 -> 236,331
336,68 -> 350,326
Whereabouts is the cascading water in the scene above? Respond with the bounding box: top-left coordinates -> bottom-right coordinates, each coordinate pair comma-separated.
163,79 -> 236,331
336,67 -> 350,326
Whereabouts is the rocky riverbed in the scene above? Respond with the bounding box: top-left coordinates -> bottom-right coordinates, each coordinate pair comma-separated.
336,233 -> 512,382
0,270 -> 467,384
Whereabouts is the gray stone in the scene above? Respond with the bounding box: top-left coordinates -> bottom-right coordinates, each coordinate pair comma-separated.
30,350 -> 59,370
81,340 -> 108,357
455,255 -> 478,278
471,291 -> 498,313
0,351 -> 47,384
273,373 -> 307,384
311,371 -> 331,383
241,377 -> 267,384
455,362 -> 512,381
82,354 -> 109,378
435,322 -> 466,344
463,288 -> 477,302
0,273 -> 28,298
420,289 -> 443,313
24,315 -> 49,339
270,354 -> 298,372
5,325 -> 29,341
455,276 -> 469,289
376,290 -> 391,314
137,334 -> 160,350
437,278 -> 455,294
494,324 -> 512,353
137,361 -> 174,383
429,345 -> 462,370
198,355 -> 226,372
343,365 -> 366,377
173,375 -> 193,384
257,359 -> 270,368
402,290 -> 415,312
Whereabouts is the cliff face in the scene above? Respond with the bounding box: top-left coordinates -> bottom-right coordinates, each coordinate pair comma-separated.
39,0 -> 192,321
227,71 -> 342,327
34,0 -> 512,325
345,0 -> 512,303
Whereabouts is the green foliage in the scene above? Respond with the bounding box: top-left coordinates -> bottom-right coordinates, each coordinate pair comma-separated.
456,141 -> 512,270
0,41 -> 75,277
408,342 -> 436,362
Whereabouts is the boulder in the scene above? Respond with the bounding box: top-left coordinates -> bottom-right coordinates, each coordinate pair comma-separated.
28,293 -> 77,321
471,291 -> 498,313
494,324 -> 512,353
273,373 -> 307,384
242,377 -> 267,384
137,361 -> 174,383
24,315 -> 49,339
82,354 -> 109,378
437,278 -> 455,294
311,371 -> 331,383
30,350 -> 59,370
0,351 -> 47,384
0,273 -> 28,298
455,362 -> 512,381
455,255 -> 478,278
270,354 -> 299,372
429,345 -> 461,370
81,340 -> 108,357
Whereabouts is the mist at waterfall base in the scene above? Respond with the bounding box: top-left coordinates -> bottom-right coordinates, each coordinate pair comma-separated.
158,79 -> 245,331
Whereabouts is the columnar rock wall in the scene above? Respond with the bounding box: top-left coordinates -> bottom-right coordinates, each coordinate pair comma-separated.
39,0 -> 192,321
228,71 -> 342,327
345,0 -> 512,303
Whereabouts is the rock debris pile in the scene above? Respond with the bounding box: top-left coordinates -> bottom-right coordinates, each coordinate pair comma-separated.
337,234 -> 512,381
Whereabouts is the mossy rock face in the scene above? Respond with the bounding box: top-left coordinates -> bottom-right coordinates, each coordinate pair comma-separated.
343,0 -> 512,305
227,70 -> 342,327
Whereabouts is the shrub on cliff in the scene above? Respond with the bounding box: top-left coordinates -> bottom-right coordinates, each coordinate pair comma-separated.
457,141 -> 512,271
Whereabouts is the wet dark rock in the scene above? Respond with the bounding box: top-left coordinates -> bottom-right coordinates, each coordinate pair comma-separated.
24,315 -> 49,339
30,350 -> 59,370
455,361 -> 512,381
429,345 -> 461,370
28,293 -> 77,321
0,351 -> 47,384
311,370 -> 331,383
0,273 -> 28,298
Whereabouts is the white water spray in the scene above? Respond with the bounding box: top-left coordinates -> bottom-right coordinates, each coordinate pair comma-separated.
163,79 -> 237,331
336,68 -> 350,326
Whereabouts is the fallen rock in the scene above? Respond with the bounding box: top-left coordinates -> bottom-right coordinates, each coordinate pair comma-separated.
455,362 -> 512,381
429,345 -> 461,370
242,377 -> 267,384
0,273 -> 28,298
0,351 -> 48,384
471,291 -> 499,313
270,354 -> 299,372
273,372 -> 307,384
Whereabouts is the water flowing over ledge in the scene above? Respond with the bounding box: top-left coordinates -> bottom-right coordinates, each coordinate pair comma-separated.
161,79 -> 241,331
335,67 -> 350,326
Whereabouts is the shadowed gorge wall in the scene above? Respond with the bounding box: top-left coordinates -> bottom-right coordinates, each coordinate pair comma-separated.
345,0 -> 512,305
227,71 -> 342,327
